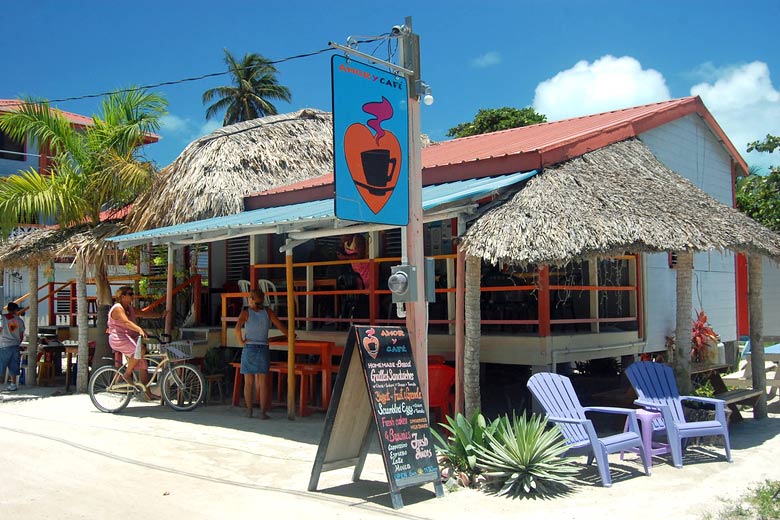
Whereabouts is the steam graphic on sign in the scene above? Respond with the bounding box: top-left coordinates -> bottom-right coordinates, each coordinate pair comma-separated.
344,97 -> 402,214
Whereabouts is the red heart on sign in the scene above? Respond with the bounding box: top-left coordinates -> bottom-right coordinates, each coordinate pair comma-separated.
344,123 -> 402,214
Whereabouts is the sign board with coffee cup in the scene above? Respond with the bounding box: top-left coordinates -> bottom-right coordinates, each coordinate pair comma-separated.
332,56 -> 409,226
308,325 -> 443,509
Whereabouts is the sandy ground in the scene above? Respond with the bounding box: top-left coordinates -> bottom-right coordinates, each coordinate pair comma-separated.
1,385 -> 780,520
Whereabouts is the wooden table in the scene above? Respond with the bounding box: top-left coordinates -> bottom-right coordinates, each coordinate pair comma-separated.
38,342 -> 78,391
230,338 -> 335,414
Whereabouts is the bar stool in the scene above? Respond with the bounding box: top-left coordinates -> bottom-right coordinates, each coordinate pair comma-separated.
269,362 -> 321,416
204,374 -> 225,405
37,354 -> 55,386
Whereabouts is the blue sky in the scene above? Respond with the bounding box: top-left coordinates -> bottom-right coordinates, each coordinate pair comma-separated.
3,0 -> 780,171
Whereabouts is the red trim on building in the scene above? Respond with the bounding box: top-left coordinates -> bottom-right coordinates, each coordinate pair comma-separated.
736,253 -> 749,337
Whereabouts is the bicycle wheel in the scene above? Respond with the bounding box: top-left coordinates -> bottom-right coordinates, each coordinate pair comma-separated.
88,365 -> 132,413
161,363 -> 205,411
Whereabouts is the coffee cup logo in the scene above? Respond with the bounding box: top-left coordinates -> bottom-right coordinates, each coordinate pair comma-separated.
361,149 -> 397,194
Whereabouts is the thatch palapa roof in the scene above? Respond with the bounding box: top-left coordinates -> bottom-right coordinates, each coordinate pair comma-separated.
462,139 -> 780,266
128,108 -> 334,231
0,221 -> 122,268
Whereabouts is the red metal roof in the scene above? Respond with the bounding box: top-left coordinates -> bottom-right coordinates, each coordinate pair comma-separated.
0,99 -> 93,127
0,99 -> 159,143
244,96 -> 748,208
421,96 -> 749,182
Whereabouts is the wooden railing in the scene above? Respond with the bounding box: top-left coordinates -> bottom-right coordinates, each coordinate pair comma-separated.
13,274 -> 203,327
220,253 -> 641,343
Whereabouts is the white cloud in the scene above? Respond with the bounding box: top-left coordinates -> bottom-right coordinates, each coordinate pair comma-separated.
690,61 -> 780,170
533,55 -> 670,121
160,114 -> 191,135
471,51 -> 501,68
198,120 -> 222,137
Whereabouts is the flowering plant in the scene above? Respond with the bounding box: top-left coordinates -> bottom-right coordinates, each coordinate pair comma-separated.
691,310 -> 718,363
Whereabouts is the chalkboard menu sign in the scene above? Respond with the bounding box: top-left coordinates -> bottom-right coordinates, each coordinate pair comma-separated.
309,325 -> 443,509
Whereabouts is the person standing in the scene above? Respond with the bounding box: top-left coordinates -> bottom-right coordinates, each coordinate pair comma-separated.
338,234 -> 369,288
235,288 -> 288,419
1,302 -> 25,392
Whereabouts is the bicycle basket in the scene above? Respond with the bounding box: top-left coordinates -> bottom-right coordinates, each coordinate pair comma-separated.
162,340 -> 194,361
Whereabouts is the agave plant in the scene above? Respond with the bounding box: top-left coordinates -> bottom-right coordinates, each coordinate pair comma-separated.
430,410 -> 496,487
475,413 -> 578,498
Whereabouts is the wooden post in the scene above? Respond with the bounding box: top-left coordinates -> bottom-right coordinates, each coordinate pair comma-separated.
165,244 -> 174,336
538,265 -> 551,337
286,247 -> 296,420
194,274 -> 202,325
47,281 -> 55,326
454,232 -> 466,415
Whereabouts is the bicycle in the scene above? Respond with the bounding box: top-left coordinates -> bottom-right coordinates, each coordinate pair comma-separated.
88,335 -> 206,413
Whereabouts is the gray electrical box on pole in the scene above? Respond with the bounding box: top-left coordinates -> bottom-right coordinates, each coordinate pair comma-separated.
388,264 -> 417,303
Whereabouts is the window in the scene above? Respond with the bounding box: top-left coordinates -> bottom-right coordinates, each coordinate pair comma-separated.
0,130 -> 25,161
226,237 -> 250,282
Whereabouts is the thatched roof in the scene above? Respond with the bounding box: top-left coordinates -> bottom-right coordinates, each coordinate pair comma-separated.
462,138 -> 780,266
0,221 -> 122,268
127,108 -> 334,231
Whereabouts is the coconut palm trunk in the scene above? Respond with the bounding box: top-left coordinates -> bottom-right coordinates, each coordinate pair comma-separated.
673,250 -> 693,394
464,255 -> 482,416
748,254 -> 767,419
25,263 -> 39,386
76,259 -> 89,392
92,256 -> 113,369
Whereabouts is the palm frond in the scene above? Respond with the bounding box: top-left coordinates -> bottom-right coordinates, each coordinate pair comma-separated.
0,167 -> 87,229
0,97 -> 83,159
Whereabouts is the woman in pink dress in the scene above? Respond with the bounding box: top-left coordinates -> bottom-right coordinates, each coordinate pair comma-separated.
107,286 -> 166,396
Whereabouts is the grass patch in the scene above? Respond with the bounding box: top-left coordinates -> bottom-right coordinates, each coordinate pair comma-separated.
703,479 -> 780,519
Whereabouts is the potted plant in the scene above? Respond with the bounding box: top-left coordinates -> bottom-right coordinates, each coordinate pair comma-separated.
691,309 -> 719,364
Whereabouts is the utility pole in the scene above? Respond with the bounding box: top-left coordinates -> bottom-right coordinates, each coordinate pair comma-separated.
398,17 -> 429,406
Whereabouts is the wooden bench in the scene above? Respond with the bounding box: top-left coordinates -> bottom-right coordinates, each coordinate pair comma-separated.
713,388 -> 764,423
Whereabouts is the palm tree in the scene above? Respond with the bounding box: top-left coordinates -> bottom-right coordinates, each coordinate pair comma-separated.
0,89 -> 167,390
464,255 -> 482,416
203,49 -> 291,125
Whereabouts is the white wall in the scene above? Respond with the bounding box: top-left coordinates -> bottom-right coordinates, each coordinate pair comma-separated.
763,258 -> 780,338
640,114 -> 738,349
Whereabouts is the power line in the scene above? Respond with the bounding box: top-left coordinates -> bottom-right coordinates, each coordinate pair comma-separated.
41,36 -> 393,105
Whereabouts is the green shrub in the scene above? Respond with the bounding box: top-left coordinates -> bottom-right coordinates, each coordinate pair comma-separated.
431,410 -> 497,488
475,413 -> 578,498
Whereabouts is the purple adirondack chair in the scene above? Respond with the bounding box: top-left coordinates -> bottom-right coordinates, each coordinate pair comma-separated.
527,372 -> 651,487
625,361 -> 732,468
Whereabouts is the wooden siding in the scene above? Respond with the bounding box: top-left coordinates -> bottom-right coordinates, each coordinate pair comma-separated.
763,258 -> 780,337
640,114 -> 734,204
640,116 -> 739,348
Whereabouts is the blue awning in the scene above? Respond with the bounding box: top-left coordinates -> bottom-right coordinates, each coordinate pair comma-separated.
107,170 -> 537,248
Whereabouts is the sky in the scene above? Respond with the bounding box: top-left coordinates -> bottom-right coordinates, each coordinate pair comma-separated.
3,0 -> 780,172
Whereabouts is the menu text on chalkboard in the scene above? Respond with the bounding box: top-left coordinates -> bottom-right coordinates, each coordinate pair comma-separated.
355,326 -> 439,488
308,325 -> 443,509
